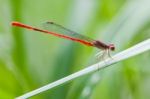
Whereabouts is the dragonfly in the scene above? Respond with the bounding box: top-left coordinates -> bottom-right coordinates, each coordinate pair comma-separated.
11,21 -> 115,58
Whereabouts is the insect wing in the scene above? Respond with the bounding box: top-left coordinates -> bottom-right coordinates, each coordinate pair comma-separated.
42,22 -> 94,42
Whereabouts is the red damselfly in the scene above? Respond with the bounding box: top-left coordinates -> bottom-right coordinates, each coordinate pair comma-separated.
11,21 -> 115,58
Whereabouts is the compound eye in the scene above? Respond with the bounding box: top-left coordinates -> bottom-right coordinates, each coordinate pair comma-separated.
109,44 -> 115,51
111,46 -> 115,51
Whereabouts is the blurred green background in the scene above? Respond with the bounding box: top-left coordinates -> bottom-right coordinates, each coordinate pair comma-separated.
0,0 -> 150,99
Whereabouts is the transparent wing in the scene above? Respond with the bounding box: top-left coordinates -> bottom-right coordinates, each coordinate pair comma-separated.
42,22 -> 94,42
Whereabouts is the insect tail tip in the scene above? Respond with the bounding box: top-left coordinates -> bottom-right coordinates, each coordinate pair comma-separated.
11,21 -> 20,26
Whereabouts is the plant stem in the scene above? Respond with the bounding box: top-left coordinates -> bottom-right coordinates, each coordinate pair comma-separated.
16,39 -> 150,99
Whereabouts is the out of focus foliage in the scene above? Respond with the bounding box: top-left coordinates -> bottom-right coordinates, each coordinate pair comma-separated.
0,0 -> 150,99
